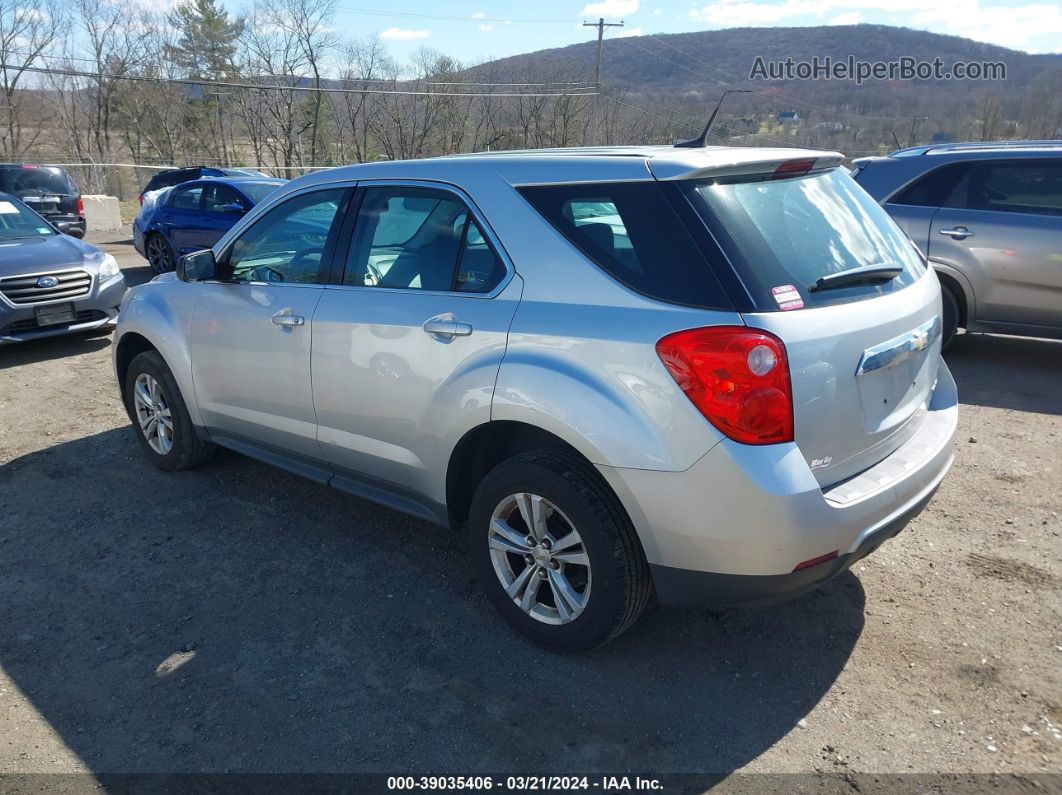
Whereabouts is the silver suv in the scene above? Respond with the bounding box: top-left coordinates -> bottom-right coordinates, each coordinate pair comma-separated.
113,146 -> 958,650
852,141 -> 1062,346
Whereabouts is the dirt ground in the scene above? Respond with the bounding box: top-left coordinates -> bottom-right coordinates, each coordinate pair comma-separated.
1,233 -> 1059,786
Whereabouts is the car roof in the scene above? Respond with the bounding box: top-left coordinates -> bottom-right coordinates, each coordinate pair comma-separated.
882,140 -> 1062,159
286,145 -> 843,190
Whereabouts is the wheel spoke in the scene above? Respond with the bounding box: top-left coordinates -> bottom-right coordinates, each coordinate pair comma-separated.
548,568 -> 585,617
134,381 -> 154,410
489,517 -> 530,552
505,564 -> 536,602
520,572 -> 541,612
552,550 -> 589,567
517,493 -> 548,542
548,574 -> 573,622
550,530 -> 581,553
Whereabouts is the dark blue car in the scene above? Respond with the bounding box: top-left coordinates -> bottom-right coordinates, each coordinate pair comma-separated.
133,177 -> 286,273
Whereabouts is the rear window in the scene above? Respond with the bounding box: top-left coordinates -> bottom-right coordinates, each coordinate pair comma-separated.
688,168 -> 925,309
518,181 -> 731,309
237,181 -> 283,205
0,166 -> 76,196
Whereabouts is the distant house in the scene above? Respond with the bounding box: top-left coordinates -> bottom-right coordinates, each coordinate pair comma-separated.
778,111 -> 801,124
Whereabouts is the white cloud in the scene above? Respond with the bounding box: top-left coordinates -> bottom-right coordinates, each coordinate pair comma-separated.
688,0 -> 1062,52
479,23 -> 494,31
582,0 -> 639,17
379,27 -> 431,40
652,8 -> 663,15
471,11 -> 486,18
828,11 -> 860,25
615,27 -> 644,37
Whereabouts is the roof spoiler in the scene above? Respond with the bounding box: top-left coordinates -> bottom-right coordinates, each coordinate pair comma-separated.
649,150 -> 844,181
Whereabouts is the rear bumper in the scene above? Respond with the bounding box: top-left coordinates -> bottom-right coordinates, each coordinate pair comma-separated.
598,361 -> 958,607
649,482 -> 936,607
0,273 -> 126,345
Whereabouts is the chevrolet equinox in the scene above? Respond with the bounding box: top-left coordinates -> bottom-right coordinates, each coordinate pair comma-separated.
113,146 -> 958,651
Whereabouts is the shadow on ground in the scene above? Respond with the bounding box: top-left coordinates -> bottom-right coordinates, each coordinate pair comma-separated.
0,332 -> 112,370
0,428 -> 865,777
945,332 -> 1062,415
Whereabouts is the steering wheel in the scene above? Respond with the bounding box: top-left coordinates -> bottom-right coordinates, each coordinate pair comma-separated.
287,246 -> 324,274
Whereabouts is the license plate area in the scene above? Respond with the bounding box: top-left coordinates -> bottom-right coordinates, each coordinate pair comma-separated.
35,302 -> 76,327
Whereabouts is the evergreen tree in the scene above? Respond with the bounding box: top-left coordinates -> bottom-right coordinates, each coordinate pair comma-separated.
168,0 -> 243,81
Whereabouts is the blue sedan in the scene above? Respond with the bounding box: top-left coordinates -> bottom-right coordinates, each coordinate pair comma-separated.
133,177 -> 286,273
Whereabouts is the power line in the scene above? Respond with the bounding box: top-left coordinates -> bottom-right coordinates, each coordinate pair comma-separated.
337,6 -> 576,24
9,63 -> 597,97
3,48 -> 594,88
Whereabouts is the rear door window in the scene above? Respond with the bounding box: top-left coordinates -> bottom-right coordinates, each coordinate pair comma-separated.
959,161 -> 1062,217
518,181 -> 731,309
688,168 -> 925,309
170,184 -> 204,211
890,163 -> 971,207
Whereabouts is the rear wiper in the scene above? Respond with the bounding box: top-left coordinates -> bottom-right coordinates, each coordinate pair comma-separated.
808,264 -> 903,293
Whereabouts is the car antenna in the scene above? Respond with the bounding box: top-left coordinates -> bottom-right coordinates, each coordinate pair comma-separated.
675,89 -> 754,148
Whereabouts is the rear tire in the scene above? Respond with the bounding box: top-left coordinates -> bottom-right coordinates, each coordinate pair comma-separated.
145,233 -> 175,274
467,449 -> 651,652
124,350 -> 214,471
940,283 -> 960,349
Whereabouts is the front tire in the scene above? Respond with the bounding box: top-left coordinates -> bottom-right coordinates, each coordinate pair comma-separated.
467,450 -> 651,651
145,233 -> 175,274
124,350 -> 214,471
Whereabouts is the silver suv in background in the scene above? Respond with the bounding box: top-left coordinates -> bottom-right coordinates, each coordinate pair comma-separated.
852,141 -> 1062,346
113,146 -> 957,650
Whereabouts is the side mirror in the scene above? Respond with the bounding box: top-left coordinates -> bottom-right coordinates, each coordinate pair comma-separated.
219,202 -> 246,214
177,249 -> 218,282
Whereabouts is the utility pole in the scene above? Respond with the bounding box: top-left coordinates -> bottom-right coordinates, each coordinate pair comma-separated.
583,17 -> 623,146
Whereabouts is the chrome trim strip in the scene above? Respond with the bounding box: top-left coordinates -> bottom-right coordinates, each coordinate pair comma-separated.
856,316 -> 941,375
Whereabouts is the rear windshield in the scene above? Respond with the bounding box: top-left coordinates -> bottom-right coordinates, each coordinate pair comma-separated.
0,166 -> 76,197
0,196 -> 55,239
688,168 -> 925,309
518,181 -> 732,309
237,181 -> 284,204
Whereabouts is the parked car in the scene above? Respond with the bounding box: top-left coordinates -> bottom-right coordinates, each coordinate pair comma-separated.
113,146 -> 957,650
133,177 -> 286,273
0,163 -> 86,238
138,166 -> 270,204
852,140 -> 1062,346
0,191 -> 125,344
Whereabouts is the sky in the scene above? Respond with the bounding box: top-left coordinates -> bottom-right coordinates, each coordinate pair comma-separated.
318,0 -> 1062,63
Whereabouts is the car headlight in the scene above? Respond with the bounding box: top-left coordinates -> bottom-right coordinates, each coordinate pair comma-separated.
98,253 -> 120,279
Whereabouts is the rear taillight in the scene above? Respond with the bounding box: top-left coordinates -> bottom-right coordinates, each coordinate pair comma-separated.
76,196 -> 84,216
656,326 -> 794,445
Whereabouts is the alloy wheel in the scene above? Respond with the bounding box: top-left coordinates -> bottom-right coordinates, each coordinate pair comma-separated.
146,236 -> 171,273
488,492 -> 591,625
132,373 -> 174,455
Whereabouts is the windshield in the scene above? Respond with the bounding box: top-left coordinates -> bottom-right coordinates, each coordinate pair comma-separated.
690,168 -> 925,308
237,181 -> 284,204
0,166 -> 76,196
0,197 -> 54,239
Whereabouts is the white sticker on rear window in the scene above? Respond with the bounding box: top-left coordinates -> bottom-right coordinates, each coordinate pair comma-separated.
771,284 -> 804,311
0,201 -> 19,214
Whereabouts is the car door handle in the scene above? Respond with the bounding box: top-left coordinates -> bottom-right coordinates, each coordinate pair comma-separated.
271,312 -> 305,328
423,317 -> 473,339
939,226 -> 974,239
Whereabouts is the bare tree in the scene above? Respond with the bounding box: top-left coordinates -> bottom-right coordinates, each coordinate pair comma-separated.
0,0 -> 65,158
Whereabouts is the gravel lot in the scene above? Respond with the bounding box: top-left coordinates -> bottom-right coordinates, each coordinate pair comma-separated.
1,233 -> 1060,784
